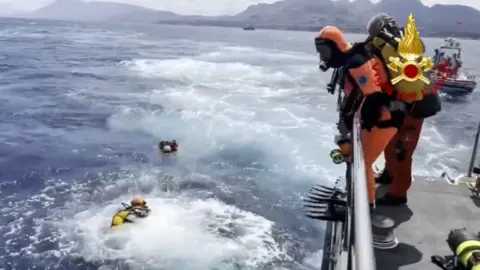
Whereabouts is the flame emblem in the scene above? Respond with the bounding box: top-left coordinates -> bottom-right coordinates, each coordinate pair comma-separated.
387,14 -> 433,85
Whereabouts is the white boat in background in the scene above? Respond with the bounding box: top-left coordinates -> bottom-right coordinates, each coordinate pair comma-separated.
431,37 -> 477,97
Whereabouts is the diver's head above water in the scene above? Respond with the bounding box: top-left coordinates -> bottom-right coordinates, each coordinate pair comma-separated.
158,140 -> 178,154
315,26 -> 353,71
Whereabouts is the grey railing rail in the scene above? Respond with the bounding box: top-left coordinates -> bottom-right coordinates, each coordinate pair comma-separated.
351,115 -> 376,270
467,122 -> 480,177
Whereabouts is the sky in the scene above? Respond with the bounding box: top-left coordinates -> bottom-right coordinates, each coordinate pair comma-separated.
0,0 -> 479,16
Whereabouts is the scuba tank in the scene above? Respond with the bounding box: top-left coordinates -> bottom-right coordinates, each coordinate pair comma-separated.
447,229 -> 480,270
367,15 -> 442,119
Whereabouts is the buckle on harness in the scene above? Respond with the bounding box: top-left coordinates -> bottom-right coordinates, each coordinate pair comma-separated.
389,100 -> 406,112
375,100 -> 406,129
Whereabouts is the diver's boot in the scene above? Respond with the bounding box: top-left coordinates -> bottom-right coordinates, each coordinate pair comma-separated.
375,193 -> 407,206
375,170 -> 392,185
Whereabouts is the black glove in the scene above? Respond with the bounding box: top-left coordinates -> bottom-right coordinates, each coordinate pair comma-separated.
361,92 -> 389,131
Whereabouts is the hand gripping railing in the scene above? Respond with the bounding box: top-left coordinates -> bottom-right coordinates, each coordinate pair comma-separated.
351,115 -> 376,270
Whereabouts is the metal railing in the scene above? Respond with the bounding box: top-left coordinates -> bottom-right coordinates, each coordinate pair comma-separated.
351,115 -> 376,270
467,122 -> 480,177
317,114 -> 377,270
328,120 -> 480,270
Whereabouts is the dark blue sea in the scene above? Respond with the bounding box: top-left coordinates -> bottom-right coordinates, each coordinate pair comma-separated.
0,17 -> 478,270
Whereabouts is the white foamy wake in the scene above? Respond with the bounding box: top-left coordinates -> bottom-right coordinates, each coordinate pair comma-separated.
54,195 -> 284,269
12,167 -> 294,270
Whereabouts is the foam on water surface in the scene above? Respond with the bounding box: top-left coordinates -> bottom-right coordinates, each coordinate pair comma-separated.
55,196 -> 283,269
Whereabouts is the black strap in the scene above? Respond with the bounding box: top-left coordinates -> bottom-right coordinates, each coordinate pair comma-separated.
327,68 -> 341,94
341,73 -> 363,118
431,255 -> 454,270
377,32 -> 399,50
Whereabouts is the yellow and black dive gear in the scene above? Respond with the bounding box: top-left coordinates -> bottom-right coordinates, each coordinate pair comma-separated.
111,199 -> 150,228
367,13 -> 441,119
111,209 -> 132,227
330,149 -> 345,164
432,228 -> 480,270
448,229 -> 480,270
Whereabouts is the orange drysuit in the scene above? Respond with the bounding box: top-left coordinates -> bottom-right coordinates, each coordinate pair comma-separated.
382,114 -> 423,198
316,26 -> 400,204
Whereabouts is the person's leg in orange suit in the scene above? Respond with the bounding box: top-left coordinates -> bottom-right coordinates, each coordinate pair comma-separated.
362,109 -> 398,206
374,130 -> 400,184
376,114 -> 423,205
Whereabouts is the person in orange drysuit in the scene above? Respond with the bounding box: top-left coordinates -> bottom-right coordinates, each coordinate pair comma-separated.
365,14 -> 440,206
315,25 -> 404,208
317,16 -> 441,207
375,115 -> 423,205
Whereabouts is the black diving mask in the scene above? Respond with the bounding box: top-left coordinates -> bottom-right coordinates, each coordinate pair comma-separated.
315,38 -> 348,71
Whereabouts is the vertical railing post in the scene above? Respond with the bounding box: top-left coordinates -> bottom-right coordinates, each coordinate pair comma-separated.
352,115 -> 376,270
467,122 -> 480,177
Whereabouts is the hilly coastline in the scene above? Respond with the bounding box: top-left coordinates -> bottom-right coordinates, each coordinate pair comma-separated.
27,0 -> 480,38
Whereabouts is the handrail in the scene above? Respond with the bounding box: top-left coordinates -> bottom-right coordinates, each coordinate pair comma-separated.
467,122 -> 480,177
352,115 -> 376,270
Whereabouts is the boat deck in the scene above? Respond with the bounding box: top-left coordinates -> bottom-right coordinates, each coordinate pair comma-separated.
373,176 -> 480,270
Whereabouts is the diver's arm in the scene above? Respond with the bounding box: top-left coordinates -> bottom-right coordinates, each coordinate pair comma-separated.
346,53 -> 389,130
347,53 -> 382,95
132,207 -> 150,218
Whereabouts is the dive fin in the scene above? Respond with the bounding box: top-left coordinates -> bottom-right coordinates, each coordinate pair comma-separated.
303,182 -> 347,222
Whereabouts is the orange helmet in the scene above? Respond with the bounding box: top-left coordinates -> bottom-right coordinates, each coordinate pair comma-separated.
314,26 -> 352,70
131,197 -> 146,207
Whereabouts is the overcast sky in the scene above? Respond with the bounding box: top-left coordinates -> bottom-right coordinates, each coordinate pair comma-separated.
1,0 -> 479,15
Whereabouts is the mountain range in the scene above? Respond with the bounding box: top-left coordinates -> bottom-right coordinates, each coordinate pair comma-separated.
26,0 -> 480,38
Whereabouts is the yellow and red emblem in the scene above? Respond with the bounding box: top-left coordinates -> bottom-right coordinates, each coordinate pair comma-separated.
387,14 -> 433,93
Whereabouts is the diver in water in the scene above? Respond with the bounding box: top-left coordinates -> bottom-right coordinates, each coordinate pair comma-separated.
158,140 -> 178,154
111,197 -> 150,227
